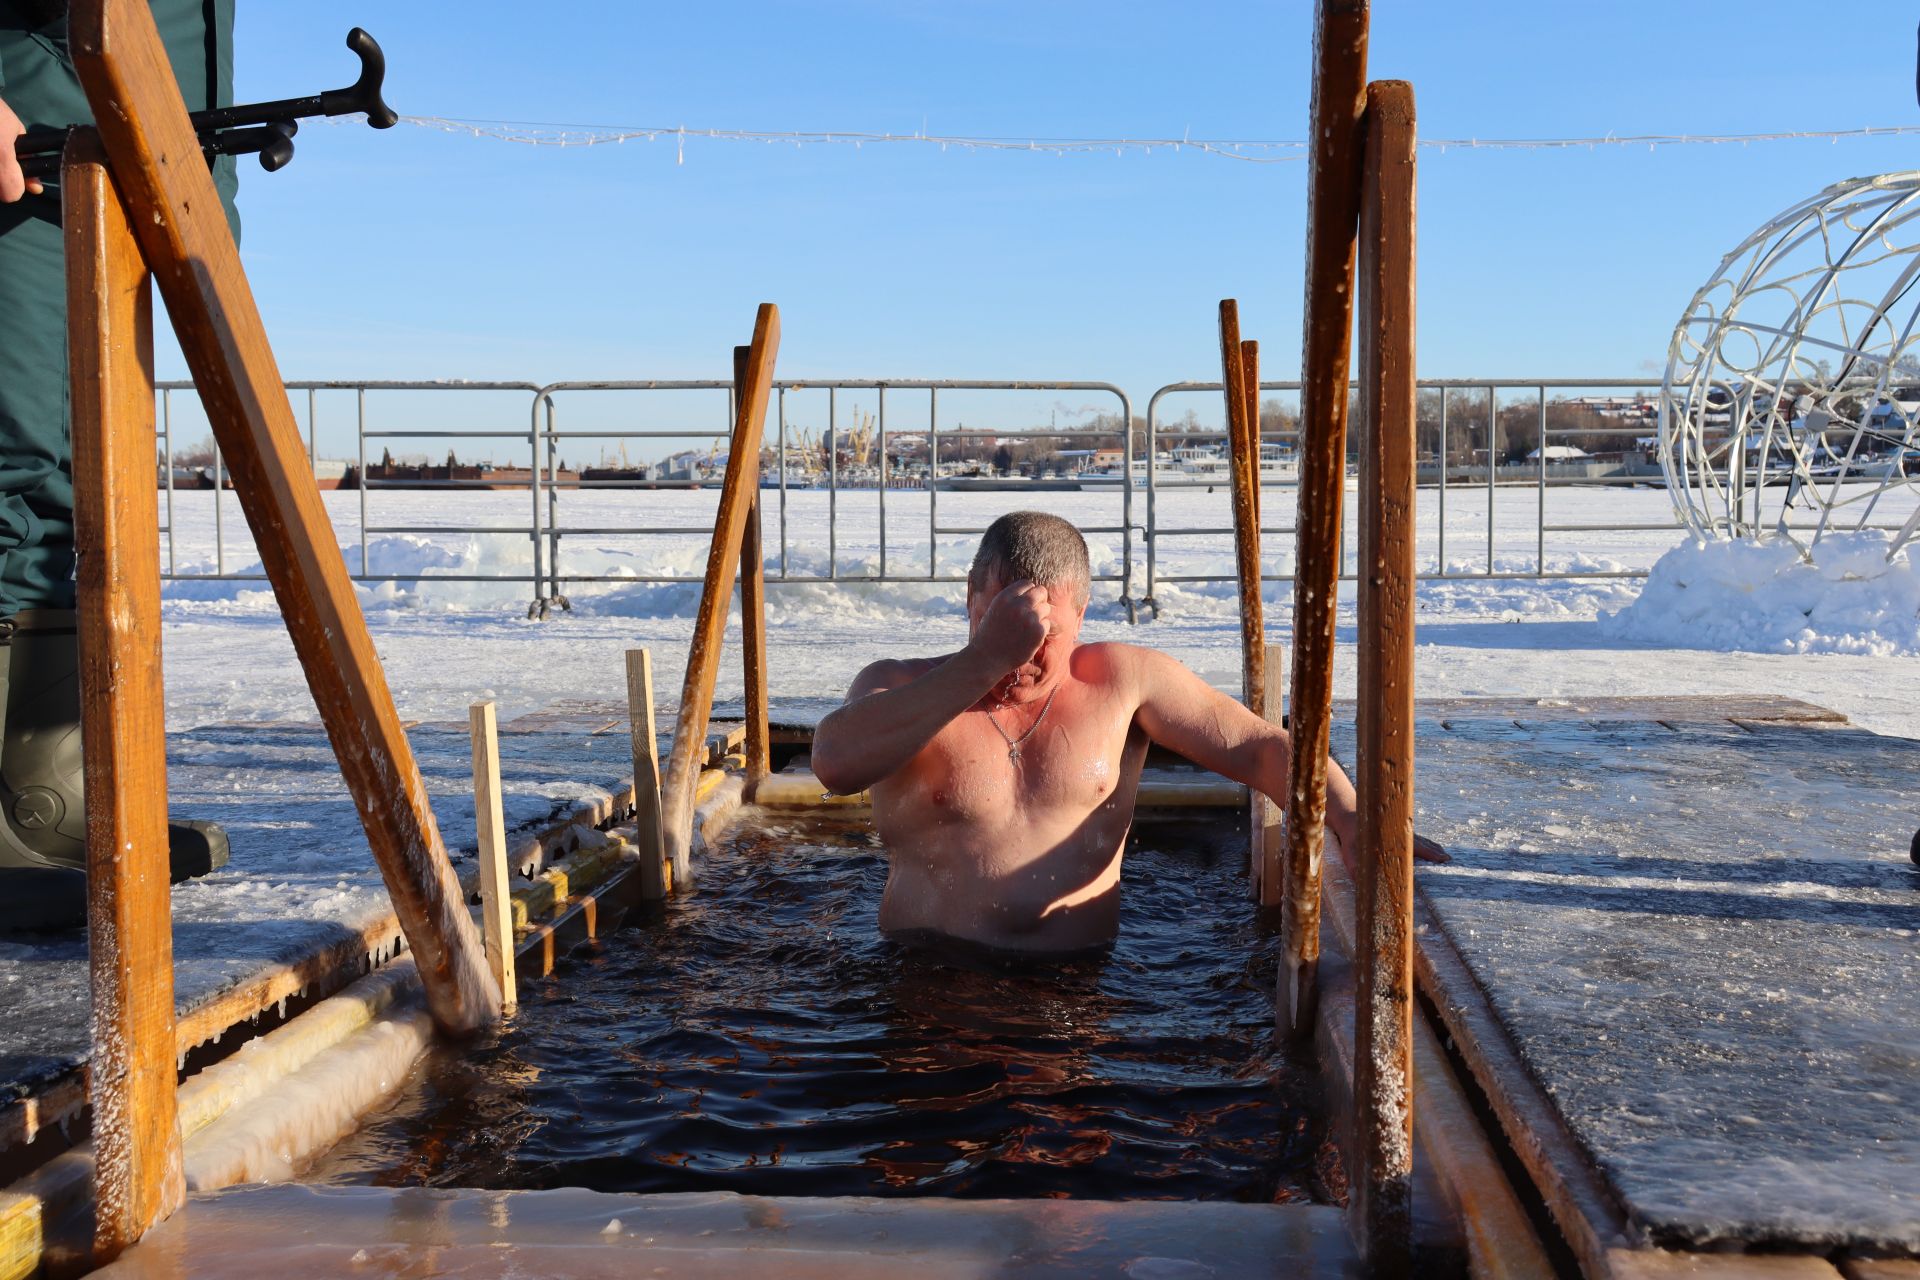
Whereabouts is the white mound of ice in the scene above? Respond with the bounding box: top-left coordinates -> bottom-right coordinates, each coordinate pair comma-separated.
1600,531 -> 1920,657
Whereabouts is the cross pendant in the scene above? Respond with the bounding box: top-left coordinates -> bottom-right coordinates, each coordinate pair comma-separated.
1007,746 -> 1021,763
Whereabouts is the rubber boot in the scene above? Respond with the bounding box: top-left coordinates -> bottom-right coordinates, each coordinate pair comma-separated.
0,610 -> 229,931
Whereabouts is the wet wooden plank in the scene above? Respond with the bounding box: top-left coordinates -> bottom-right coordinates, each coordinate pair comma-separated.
1841,1259 -> 1920,1280
468,704 -> 517,1014
1257,644 -> 1286,908
1220,302 -> 1266,725
65,138 -> 184,1262
626,650 -> 669,899
1283,0 -> 1370,1048
68,0 -> 498,1037
1413,894 -> 1634,1277
735,346 -> 772,792
1350,74 -> 1419,1277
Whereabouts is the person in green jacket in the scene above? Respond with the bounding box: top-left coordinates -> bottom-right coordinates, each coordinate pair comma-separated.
0,1 -> 235,929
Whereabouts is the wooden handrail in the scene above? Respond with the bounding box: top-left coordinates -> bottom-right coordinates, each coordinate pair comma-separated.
65,140 -> 183,1264
662,306 -> 780,885
735,347 -> 772,792
1220,302 -> 1266,726
70,0 -> 500,1041
1282,0 -> 1370,1044
1220,302 -> 1274,904
1352,76 -> 1420,1277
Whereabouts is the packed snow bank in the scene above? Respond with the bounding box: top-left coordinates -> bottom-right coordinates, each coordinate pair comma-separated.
1601,532 -> 1920,657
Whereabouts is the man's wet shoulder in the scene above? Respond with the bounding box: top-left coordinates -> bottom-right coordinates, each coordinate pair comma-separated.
1068,640 -> 1159,680
849,652 -> 958,694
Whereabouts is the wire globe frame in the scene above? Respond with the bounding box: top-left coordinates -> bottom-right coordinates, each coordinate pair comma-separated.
1660,171 -> 1920,560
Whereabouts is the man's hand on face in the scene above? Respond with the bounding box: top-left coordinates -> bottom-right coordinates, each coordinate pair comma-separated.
970,579 -> 1052,675
0,98 -> 45,203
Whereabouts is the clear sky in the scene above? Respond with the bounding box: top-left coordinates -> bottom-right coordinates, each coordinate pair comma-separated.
150,1 -> 1920,455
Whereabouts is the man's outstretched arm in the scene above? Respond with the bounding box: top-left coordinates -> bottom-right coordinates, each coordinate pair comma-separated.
1127,646 -> 1447,862
811,580 -> 1053,795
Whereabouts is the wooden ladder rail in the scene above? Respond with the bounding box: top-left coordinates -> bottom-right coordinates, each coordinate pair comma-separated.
734,346 -> 772,791
661,306 -> 780,887
1218,302 -> 1277,904
1352,76 -> 1420,1278
1282,0 -> 1370,1045
65,0 -> 504,1257
65,137 -> 183,1266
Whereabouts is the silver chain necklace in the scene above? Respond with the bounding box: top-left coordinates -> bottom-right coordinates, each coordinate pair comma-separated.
985,685 -> 1059,763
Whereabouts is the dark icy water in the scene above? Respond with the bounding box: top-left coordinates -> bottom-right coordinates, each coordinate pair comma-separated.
311,814 -> 1331,1202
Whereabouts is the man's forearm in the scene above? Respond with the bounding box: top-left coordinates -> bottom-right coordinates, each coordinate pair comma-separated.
812,647 -> 1004,794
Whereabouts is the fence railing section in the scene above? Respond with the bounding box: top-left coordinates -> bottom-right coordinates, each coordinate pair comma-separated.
152,375 -> 1687,620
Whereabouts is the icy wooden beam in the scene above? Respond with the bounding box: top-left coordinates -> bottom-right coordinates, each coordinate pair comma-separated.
1241,339 -> 1262,532
1282,0 -> 1369,1044
734,346 -> 772,792
626,648 -> 668,899
1220,301 -> 1266,725
1352,76 -> 1419,1278
469,702 -> 517,1014
663,305 -> 780,887
1259,643 -> 1286,909
1220,303 -> 1268,902
68,0 -> 500,1036
65,138 -> 183,1263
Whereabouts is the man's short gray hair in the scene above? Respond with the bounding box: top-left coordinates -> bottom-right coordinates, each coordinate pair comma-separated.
968,511 -> 1091,606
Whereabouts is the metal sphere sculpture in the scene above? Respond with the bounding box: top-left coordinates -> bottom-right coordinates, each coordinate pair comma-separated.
1661,171 -> 1920,559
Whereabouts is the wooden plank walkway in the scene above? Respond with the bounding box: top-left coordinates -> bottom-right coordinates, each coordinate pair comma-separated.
1355,696 -> 1919,1261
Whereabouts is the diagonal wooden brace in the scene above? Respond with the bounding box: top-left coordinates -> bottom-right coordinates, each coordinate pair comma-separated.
68,0 -> 499,1037
662,305 -> 781,887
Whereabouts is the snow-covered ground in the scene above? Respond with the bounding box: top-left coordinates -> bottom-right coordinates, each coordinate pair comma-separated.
157,481 -> 1920,739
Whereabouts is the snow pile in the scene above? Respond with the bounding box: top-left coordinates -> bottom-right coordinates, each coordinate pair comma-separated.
1601,532 -> 1920,656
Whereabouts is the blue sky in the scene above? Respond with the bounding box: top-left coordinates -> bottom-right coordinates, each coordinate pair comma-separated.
152,1 -> 1920,456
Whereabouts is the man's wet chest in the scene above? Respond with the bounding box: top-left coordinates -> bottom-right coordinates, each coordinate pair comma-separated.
916,702 -> 1136,820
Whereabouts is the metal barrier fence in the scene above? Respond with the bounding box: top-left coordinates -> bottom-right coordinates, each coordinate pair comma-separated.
1140,377 -> 1669,616
153,374 -> 1684,622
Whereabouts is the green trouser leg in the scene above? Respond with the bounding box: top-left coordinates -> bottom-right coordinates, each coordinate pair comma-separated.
0,0 -> 238,613
0,2 -> 237,927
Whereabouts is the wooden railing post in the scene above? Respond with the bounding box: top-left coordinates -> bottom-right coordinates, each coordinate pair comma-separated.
734,347 -> 772,793
662,306 -> 780,887
1241,338 -> 1262,533
1353,77 -> 1419,1277
469,702 -> 517,1014
626,648 -> 668,899
1220,302 -> 1268,901
1282,0 -> 1370,1043
65,137 -> 183,1264
1258,642 -> 1286,909
68,0 -> 499,1036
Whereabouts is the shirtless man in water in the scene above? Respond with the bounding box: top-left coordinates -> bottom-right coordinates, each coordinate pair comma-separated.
811,511 -> 1443,954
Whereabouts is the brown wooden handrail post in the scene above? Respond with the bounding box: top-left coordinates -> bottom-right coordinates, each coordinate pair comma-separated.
1258,641 -> 1286,909
662,306 -> 780,886
1220,302 -> 1267,901
734,346 -> 772,794
1282,0 -> 1369,1043
1241,339 -> 1262,533
1353,77 -> 1419,1277
69,0 -> 499,1036
65,138 -> 183,1263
